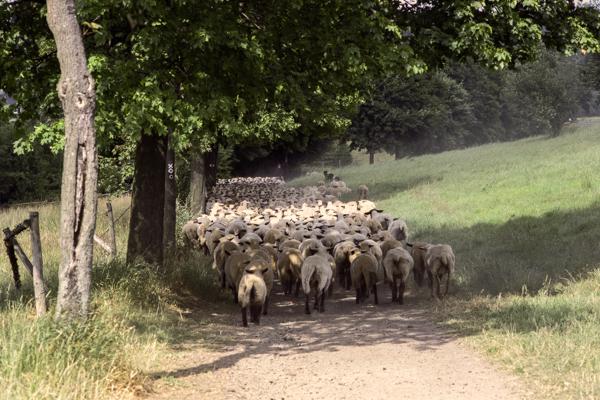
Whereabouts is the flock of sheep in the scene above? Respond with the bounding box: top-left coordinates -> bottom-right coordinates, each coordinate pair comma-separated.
182,176 -> 455,327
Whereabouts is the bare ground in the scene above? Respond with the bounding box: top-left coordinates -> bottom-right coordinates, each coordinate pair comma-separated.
146,287 -> 525,400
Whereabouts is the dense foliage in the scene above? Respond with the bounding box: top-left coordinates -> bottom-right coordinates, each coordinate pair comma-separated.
346,50 -> 598,158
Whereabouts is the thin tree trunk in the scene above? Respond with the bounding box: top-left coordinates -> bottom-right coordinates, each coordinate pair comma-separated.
163,132 -> 177,255
189,145 -> 218,215
394,144 -> 401,160
205,145 -> 219,192
47,0 -> 98,319
369,151 -> 374,165
189,152 -> 207,215
127,133 -> 167,266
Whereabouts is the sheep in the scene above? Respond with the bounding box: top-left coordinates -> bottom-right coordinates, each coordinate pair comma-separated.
333,240 -> 357,290
239,232 -> 262,250
245,246 -> 277,274
279,238 -> 301,252
205,229 -> 224,255
407,241 -> 430,287
246,257 -> 274,315
301,250 -> 333,314
299,238 -> 325,259
383,247 -> 414,304
425,244 -> 455,299
226,219 -> 248,239
357,184 -> 369,200
213,240 -> 240,289
277,248 -> 303,296
263,228 -> 284,245
224,251 -> 251,303
349,249 -> 379,305
238,265 -> 267,327
182,221 -> 200,247
380,238 -> 404,262
388,218 -> 408,241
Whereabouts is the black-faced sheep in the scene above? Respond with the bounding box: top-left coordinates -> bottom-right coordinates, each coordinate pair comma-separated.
383,247 -> 414,304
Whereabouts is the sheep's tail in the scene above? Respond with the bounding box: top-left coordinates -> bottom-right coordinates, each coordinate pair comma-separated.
238,280 -> 253,308
302,263 -> 316,295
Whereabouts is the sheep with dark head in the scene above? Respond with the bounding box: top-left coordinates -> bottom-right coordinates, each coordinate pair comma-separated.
425,244 -> 455,299
349,248 -> 379,305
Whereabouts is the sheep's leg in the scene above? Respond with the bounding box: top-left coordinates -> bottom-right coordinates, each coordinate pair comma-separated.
443,272 -> 451,297
373,283 -> 378,305
295,280 -> 301,297
434,274 -> 441,299
355,287 -> 360,304
241,306 -> 248,327
399,278 -> 405,305
253,304 -> 262,324
232,287 -> 238,304
328,283 -> 333,298
305,294 -> 311,314
319,289 -> 325,312
313,291 -> 320,310
427,270 -> 433,289
391,277 -> 397,303
220,271 -> 226,290
263,294 -> 270,315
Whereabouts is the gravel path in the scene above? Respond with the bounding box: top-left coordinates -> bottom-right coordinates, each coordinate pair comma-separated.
147,288 -> 524,400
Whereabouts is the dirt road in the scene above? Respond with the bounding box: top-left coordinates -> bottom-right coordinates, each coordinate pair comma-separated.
147,288 -> 524,400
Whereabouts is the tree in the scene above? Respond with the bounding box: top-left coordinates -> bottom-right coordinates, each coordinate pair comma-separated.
46,0 -> 98,319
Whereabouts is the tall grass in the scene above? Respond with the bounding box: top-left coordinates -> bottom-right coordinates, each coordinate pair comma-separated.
292,117 -> 600,399
0,197 -> 218,400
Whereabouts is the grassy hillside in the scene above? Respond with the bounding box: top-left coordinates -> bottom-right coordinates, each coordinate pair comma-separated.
294,119 -> 600,294
293,118 -> 600,399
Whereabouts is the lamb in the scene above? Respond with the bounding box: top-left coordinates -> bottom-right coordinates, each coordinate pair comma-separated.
301,250 -> 333,314
388,218 -> 408,241
357,184 -> 369,200
425,244 -> 455,299
238,265 -> 267,327
277,248 -> 303,296
349,249 -> 379,305
224,251 -> 251,303
383,247 -> 414,304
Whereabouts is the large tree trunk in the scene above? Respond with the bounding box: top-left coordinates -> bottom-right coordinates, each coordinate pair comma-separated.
189,145 -> 218,215
163,132 -> 177,255
369,151 -> 374,165
47,0 -> 98,319
127,133 -> 167,266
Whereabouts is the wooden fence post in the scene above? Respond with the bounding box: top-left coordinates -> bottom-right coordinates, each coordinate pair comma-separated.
29,212 -> 47,316
106,200 -> 117,258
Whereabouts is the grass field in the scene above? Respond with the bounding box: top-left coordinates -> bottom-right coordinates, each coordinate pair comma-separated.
292,118 -> 600,399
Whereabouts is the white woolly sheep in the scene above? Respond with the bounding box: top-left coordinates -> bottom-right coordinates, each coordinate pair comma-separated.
238,265 -> 267,327
383,247 -> 414,304
301,251 -> 333,314
425,244 -> 455,299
